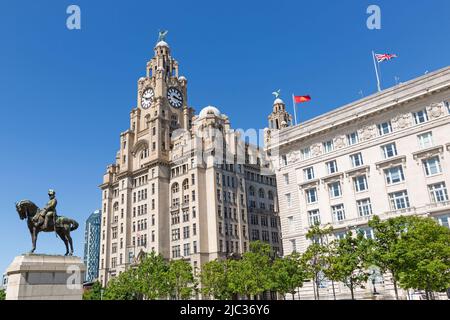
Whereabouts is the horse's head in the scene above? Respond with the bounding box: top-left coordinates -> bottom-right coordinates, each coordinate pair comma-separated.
15,201 -> 27,220
15,200 -> 38,220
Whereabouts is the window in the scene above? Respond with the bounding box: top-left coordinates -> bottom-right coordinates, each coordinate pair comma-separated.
323,140 -> 334,153
423,156 -> 442,176
283,173 -> 290,185
354,175 -> 368,192
358,227 -> 374,239
437,215 -> 450,228
304,167 -> 315,180
350,153 -> 364,167
301,147 -> 311,160
384,166 -> 405,185
172,245 -> 181,258
429,182 -> 448,203
378,121 -> 392,136
171,228 -> 180,241
183,243 -> 190,256
347,132 -> 359,145
418,132 -> 433,149
326,160 -> 338,175
446,101 -> 450,114
334,232 -> 346,240
281,155 -> 288,166
290,239 -> 297,253
389,190 -> 410,210
381,143 -> 398,159
331,204 -> 346,222
329,182 -> 342,198
287,216 -> 294,232
306,188 -> 318,204
413,109 -> 428,124
308,210 -> 321,226
357,198 -> 373,217
285,193 -> 292,208
183,226 -> 190,239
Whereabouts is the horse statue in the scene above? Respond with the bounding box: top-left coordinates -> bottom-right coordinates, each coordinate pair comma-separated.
15,200 -> 79,256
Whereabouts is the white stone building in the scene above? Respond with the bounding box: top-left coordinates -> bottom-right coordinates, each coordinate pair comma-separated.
99,36 -> 281,287
265,66 -> 450,299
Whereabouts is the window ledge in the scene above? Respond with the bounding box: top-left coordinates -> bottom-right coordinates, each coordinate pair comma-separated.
413,145 -> 444,161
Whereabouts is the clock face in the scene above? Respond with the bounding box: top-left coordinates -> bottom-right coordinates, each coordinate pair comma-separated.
142,88 -> 154,109
167,87 -> 183,108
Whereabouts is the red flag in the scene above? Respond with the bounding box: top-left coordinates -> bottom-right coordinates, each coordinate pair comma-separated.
294,95 -> 311,104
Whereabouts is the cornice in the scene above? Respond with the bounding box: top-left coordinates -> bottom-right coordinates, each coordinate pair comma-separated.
267,66 -> 450,151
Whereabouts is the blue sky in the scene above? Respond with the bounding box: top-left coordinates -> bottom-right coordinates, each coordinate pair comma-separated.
0,0 -> 449,274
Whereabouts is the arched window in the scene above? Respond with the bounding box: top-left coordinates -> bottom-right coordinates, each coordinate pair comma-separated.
249,186 -> 255,197
259,188 -> 265,199
171,182 -> 179,194
113,202 -> 119,212
182,179 -> 189,191
268,191 -> 274,200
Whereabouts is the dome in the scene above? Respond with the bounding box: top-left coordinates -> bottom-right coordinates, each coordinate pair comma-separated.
179,76 -> 187,81
199,106 -> 221,118
155,41 -> 169,48
274,98 -> 284,105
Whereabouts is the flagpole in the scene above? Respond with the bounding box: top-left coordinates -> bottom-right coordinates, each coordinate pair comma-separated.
372,51 -> 381,92
292,94 -> 298,125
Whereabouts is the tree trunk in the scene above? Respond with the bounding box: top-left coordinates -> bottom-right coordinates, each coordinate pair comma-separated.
391,272 -> 399,300
331,280 -> 336,300
315,274 -> 320,300
350,278 -> 355,300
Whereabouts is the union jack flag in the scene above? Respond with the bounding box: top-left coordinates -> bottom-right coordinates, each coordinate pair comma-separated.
375,53 -> 398,63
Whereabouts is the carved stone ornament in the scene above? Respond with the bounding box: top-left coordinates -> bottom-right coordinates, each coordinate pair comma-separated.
334,135 -> 346,149
287,150 -> 300,163
358,125 -> 376,142
311,143 -> 322,156
427,103 -> 444,119
392,113 -> 411,130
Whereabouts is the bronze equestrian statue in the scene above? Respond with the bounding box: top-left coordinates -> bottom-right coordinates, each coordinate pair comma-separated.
15,190 -> 79,256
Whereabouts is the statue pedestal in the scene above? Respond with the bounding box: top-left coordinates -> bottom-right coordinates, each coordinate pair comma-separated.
5,254 -> 86,300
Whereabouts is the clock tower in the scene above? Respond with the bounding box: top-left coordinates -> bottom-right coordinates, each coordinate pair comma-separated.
131,33 -> 194,162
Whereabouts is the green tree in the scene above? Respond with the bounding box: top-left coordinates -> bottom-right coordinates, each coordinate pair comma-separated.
103,268 -> 140,300
167,259 -> 197,300
228,241 -> 274,299
329,231 -> 371,300
302,224 -> 334,300
368,215 -> 410,299
0,289 -> 5,300
393,216 -> 450,300
200,259 -> 233,300
271,252 -> 307,300
83,281 -> 103,300
137,251 -> 171,299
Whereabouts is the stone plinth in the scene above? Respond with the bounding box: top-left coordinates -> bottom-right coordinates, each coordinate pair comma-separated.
6,254 -> 86,300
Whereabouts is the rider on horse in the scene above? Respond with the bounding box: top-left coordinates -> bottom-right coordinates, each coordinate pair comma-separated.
35,189 -> 58,230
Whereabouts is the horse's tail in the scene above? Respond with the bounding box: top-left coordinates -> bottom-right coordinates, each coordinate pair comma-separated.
69,219 -> 79,231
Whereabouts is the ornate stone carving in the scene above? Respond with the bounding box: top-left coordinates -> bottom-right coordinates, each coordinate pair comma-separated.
311,143 -> 322,156
358,125 -> 376,142
287,150 -> 300,164
334,135 -> 346,149
392,113 -> 412,130
427,103 -> 444,119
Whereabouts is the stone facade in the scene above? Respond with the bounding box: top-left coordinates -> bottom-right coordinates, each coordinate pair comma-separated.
6,254 -> 85,300
99,38 -> 281,287
265,66 -> 450,299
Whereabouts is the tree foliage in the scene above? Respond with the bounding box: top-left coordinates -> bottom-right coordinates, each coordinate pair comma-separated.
271,252 -> 307,299
200,259 -> 233,300
0,289 -> 5,300
328,231 -> 371,300
167,259 -> 197,299
82,281 -> 102,300
393,216 -> 450,299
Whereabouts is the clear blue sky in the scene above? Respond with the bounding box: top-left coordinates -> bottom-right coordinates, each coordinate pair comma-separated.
0,0 -> 449,274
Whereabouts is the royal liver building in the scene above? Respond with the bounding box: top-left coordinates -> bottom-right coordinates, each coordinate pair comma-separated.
99,34 -> 281,286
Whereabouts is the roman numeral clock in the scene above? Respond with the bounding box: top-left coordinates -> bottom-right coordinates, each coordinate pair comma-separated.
167,87 -> 183,108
